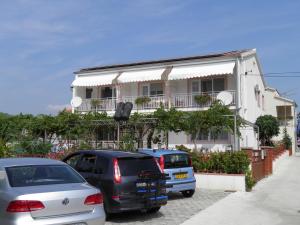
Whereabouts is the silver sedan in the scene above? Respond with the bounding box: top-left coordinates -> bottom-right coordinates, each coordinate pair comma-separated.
0,158 -> 106,225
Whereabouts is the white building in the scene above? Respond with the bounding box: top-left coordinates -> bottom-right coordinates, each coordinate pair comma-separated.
71,49 -> 297,153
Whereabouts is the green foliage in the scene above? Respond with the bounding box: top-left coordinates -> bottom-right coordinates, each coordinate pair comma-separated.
120,133 -> 135,151
245,170 -> 256,191
255,115 -> 279,146
282,128 -> 292,149
175,144 -> 192,153
16,139 -> 52,155
191,151 -> 250,174
90,99 -> 102,108
79,141 -> 93,150
135,96 -> 151,106
194,95 -> 211,105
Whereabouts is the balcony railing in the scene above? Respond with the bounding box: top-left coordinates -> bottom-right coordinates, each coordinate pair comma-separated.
75,97 -> 117,112
172,91 -> 236,108
121,95 -> 168,110
75,91 -> 236,112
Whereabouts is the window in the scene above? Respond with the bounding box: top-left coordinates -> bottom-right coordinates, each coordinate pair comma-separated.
118,157 -> 161,176
150,83 -> 163,96
142,85 -> 149,96
213,78 -> 225,92
276,105 -> 292,119
201,80 -> 212,93
86,88 -> 93,99
76,154 -> 96,173
197,131 -> 209,140
101,86 -> 115,98
195,129 -> 228,141
164,154 -> 191,169
95,156 -> 109,174
262,95 -> 265,110
6,165 -> 85,187
65,154 -> 81,168
192,81 -> 200,93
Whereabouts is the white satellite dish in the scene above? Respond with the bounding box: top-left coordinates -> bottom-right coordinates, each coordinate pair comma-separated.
217,91 -> 233,106
71,97 -> 82,107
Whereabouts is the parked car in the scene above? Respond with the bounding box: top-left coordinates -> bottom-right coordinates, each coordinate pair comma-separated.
0,157 -> 105,225
63,150 -> 168,215
139,149 -> 196,197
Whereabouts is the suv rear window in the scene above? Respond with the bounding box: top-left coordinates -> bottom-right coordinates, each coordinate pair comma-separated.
118,157 -> 160,176
164,154 -> 190,169
6,165 -> 85,187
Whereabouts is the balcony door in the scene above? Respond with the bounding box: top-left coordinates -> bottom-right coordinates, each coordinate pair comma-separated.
191,78 -> 225,94
101,86 -> 116,99
142,83 -> 163,96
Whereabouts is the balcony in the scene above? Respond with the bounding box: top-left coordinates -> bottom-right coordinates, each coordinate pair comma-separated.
172,91 -> 236,108
75,91 -> 236,112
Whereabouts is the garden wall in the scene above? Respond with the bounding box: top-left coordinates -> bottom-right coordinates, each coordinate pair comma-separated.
195,173 -> 246,192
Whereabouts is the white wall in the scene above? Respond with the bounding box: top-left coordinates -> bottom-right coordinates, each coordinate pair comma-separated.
264,88 -> 297,153
238,55 -> 265,149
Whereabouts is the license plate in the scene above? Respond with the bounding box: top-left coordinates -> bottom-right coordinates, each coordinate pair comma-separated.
175,173 -> 188,179
136,182 -> 147,188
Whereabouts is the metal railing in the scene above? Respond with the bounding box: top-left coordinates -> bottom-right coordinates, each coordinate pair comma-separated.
76,97 -> 117,112
75,91 -> 236,112
121,95 -> 168,110
172,90 -> 236,108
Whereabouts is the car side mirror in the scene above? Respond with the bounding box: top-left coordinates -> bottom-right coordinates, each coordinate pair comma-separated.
0,170 -> 5,180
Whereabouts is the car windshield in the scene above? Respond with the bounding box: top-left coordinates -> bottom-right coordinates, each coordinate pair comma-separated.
118,157 -> 161,176
6,165 -> 85,187
164,154 -> 190,169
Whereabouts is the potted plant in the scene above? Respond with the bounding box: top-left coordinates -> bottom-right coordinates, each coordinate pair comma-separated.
135,96 -> 151,110
194,94 -> 211,106
90,99 -> 102,110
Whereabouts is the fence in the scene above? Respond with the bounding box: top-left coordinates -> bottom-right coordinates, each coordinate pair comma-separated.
244,145 -> 290,182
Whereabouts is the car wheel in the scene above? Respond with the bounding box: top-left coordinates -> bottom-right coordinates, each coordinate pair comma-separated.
181,190 -> 195,198
147,206 -> 161,213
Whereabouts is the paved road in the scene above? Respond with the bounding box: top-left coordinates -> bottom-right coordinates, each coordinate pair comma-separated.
106,189 -> 229,225
182,156 -> 300,225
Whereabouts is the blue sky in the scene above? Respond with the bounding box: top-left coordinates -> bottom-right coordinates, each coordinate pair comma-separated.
0,0 -> 300,114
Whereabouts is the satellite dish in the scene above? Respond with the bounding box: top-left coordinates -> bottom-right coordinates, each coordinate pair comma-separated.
71,97 -> 82,107
217,91 -> 233,106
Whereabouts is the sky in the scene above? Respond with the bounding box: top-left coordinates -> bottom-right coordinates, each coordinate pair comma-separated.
0,0 -> 300,115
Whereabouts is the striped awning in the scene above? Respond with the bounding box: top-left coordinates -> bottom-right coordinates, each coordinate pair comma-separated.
168,61 -> 235,80
116,68 -> 166,83
72,73 -> 119,87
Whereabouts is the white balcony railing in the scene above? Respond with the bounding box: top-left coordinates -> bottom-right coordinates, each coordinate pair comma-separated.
172,91 -> 236,108
75,97 -> 117,112
75,91 -> 236,112
121,95 -> 168,110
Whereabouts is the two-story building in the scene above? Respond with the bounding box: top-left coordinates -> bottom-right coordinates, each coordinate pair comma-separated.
71,49 -> 297,153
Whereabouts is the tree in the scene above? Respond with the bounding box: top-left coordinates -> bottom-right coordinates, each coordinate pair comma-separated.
255,115 -> 279,146
154,107 -> 185,148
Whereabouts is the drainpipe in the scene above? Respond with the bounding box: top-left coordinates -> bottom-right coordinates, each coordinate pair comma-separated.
235,58 -> 241,151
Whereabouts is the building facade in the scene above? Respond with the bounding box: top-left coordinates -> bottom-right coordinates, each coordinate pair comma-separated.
71,49 -> 297,153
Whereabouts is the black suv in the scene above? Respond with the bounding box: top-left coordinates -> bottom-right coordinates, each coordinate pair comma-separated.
63,150 -> 167,215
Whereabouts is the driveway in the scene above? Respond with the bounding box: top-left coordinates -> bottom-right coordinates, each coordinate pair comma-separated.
182,156 -> 300,225
106,189 -> 229,225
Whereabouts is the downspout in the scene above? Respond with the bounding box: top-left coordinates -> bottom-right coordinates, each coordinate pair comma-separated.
235,58 -> 241,151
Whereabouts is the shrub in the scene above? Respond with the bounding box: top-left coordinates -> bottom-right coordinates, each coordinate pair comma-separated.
175,144 -> 192,153
191,151 -> 250,174
135,96 -> 151,106
194,95 -> 211,105
282,128 -> 292,149
245,170 -> 256,191
16,140 -> 52,155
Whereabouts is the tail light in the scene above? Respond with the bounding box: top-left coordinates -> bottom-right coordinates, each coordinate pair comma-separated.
84,193 -> 103,205
188,156 -> 192,167
158,156 -> 164,171
113,158 -> 122,184
7,200 -> 45,213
